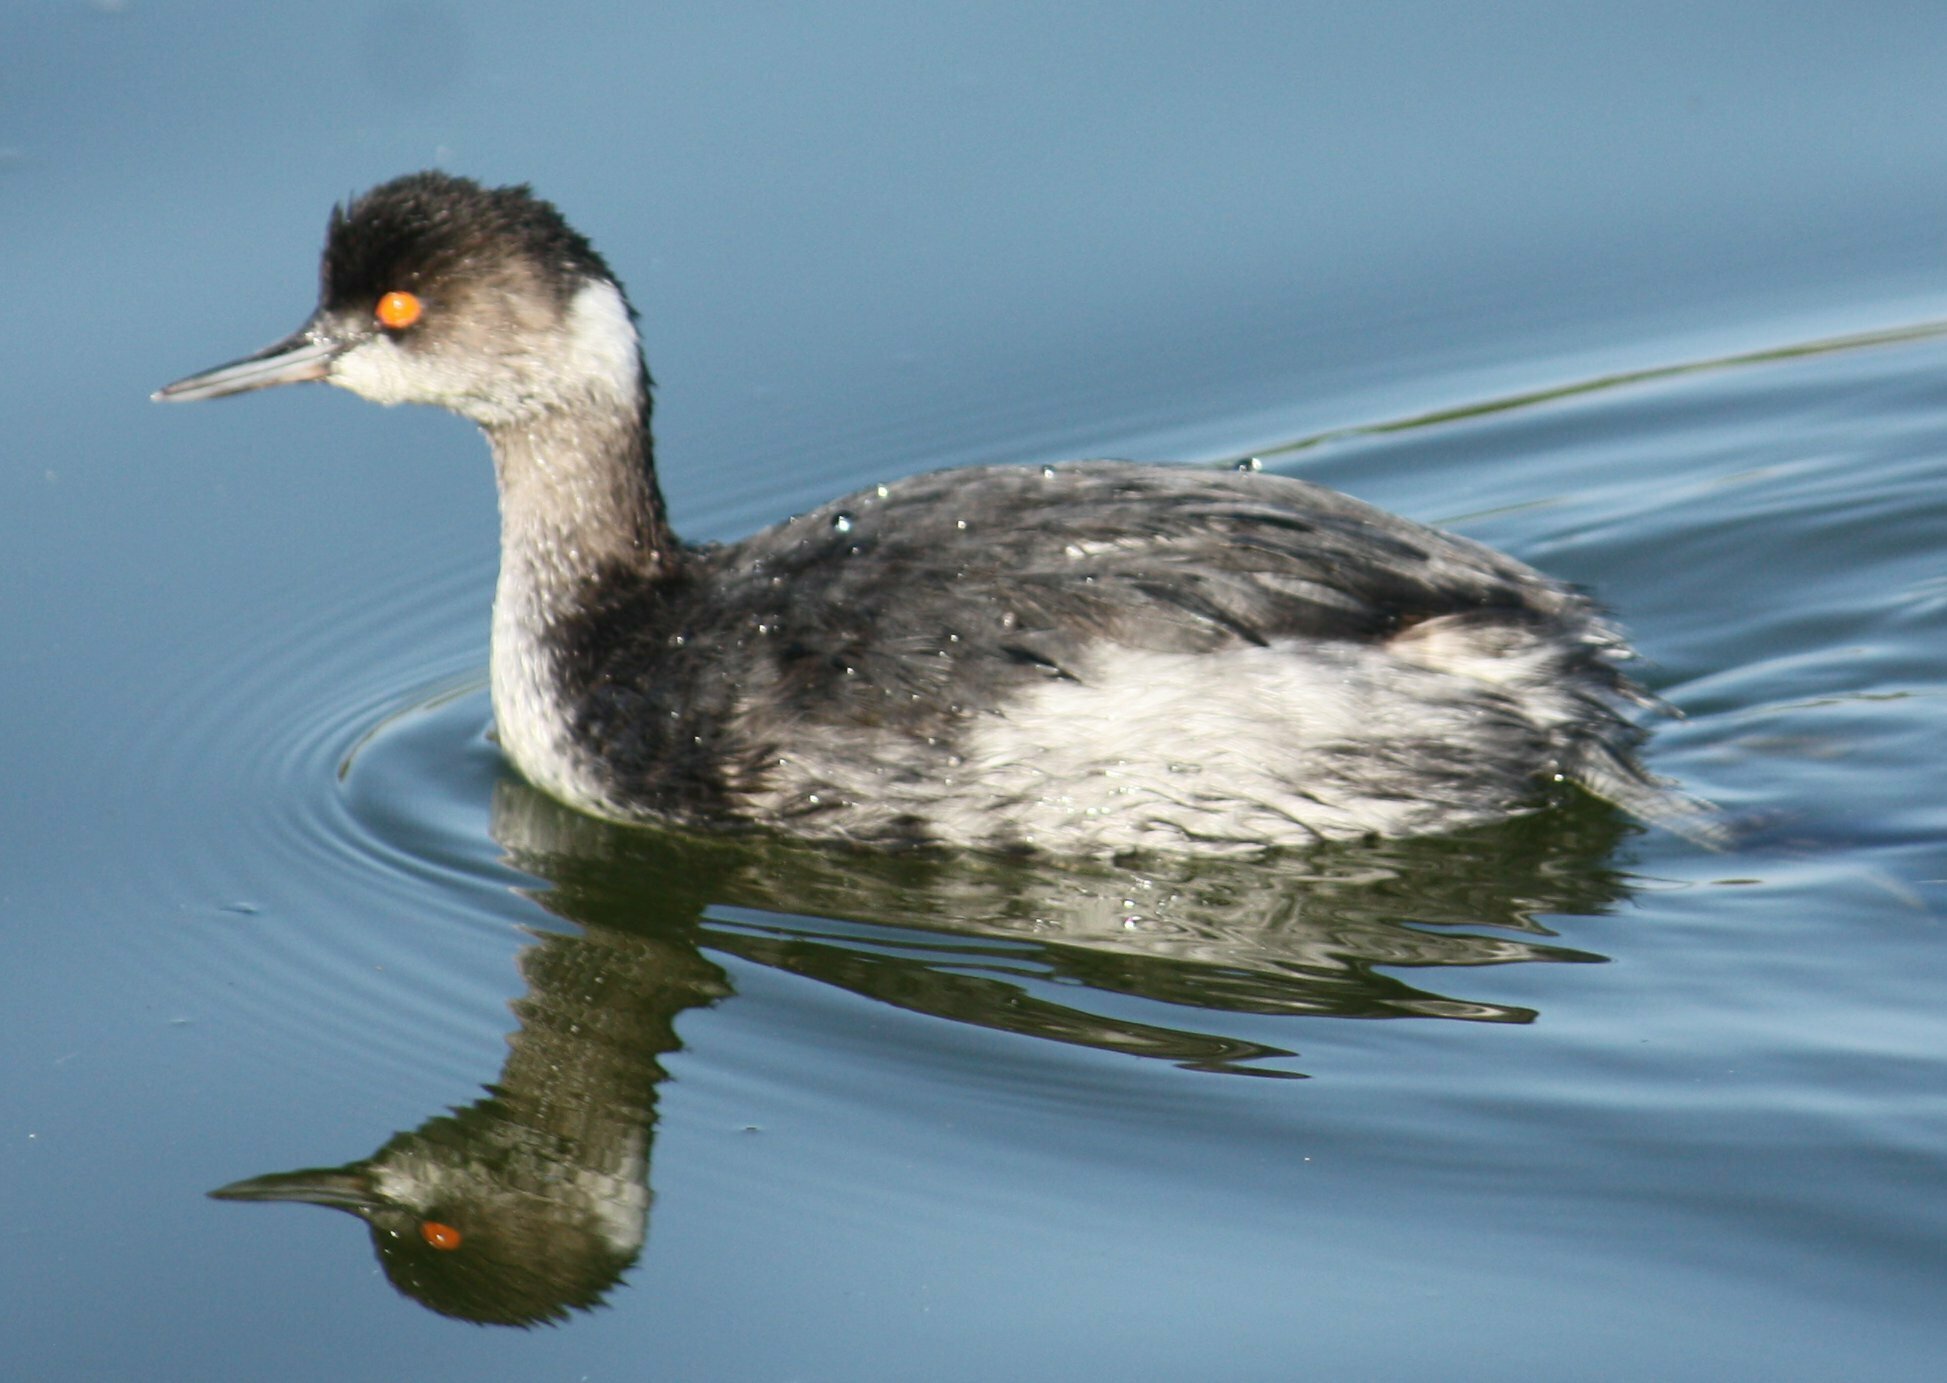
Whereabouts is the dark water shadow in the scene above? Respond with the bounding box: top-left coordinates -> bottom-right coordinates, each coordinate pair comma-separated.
213,780 -> 1640,1326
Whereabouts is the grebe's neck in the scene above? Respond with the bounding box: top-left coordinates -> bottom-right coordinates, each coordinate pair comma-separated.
483,278 -> 677,600
484,280 -> 676,808
486,384 -> 674,600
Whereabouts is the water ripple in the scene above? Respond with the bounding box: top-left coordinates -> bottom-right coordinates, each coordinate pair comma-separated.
105,546 -> 523,1086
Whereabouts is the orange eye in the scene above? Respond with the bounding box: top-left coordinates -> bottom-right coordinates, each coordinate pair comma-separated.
376,290 -> 423,330
419,1220 -> 463,1251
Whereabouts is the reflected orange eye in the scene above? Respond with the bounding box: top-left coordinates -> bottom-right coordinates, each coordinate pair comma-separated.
376,290 -> 424,330
419,1220 -> 463,1250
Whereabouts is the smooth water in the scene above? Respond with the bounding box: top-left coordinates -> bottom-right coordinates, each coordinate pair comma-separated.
6,5 -> 1946,1380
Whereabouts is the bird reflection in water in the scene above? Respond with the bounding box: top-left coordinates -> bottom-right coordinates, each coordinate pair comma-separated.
212,780 -> 1638,1326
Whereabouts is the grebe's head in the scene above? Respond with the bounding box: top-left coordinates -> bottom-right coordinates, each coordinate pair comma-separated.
157,171 -> 643,428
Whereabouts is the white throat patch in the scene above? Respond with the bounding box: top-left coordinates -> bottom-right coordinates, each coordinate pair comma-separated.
560,280 -> 640,405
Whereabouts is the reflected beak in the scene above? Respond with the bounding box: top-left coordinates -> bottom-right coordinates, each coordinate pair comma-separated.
209,1165 -> 382,1215
153,322 -> 343,403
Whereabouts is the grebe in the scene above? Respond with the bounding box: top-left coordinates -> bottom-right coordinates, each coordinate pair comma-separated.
158,172 -> 1701,854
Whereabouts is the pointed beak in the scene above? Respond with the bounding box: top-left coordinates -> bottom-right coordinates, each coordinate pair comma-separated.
209,1165 -> 382,1215
153,321 -> 343,403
